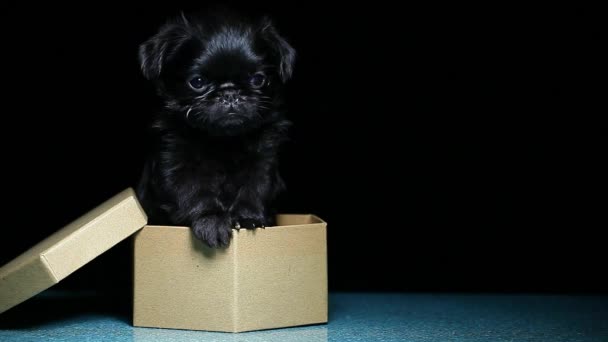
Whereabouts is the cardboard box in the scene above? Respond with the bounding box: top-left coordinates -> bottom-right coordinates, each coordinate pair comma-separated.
133,214 -> 328,332
0,188 -> 147,314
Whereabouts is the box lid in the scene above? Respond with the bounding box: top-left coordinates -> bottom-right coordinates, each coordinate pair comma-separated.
0,188 -> 148,314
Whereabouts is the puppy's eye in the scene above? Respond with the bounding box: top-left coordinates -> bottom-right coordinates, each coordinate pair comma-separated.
249,73 -> 266,88
188,77 -> 206,90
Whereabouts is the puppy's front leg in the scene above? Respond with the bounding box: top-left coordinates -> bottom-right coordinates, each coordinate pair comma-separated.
230,168 -> 280,229
230,188 -> 266,230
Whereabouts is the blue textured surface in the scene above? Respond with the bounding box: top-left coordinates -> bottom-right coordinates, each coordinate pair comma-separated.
1,291 -> 607,341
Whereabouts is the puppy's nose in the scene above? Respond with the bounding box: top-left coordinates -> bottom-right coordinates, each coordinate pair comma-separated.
219,90 -> 241,107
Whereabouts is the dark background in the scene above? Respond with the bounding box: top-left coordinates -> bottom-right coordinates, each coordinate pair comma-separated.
0,3 -> 604,295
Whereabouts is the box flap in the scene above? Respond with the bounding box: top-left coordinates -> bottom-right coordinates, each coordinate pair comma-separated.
0,188 -> 148,314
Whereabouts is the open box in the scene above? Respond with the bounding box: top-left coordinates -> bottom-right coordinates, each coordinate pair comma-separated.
0,189 -> 328,333
133,215 -> 328,332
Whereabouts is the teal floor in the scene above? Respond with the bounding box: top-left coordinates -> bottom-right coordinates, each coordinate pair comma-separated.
1,291 -> 607,341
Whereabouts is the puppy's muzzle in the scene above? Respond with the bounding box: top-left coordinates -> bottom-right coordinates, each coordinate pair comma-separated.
219,90 -> 243,108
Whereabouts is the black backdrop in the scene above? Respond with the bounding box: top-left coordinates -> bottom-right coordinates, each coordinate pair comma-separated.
0,3 -> 604,294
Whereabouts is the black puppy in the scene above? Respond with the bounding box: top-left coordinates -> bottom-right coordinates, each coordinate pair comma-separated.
136,11 -> 295,248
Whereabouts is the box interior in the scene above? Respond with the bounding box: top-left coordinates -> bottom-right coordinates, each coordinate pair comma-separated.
274,214 -> 323,226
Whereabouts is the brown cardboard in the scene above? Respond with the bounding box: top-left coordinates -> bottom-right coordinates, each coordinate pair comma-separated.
133,214 -> 328,333
0,188 -> 148,314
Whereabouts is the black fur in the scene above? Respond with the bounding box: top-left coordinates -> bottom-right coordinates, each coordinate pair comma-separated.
136,10 -> 295,248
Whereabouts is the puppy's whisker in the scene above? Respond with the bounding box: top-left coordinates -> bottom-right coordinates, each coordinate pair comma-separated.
195,94 -> 211,100
194,88 -> 214,100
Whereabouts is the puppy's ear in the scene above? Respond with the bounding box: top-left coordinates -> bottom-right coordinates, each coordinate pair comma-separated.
139,15 -> 192,80
260,18 -> 296,83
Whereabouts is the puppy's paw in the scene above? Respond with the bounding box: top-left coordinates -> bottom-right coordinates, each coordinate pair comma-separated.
232,211 -> 269,230
233,218 -> 265,230
192,215 -> 233,248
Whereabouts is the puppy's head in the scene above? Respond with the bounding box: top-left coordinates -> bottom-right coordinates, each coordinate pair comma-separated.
139,12 -> 295,136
